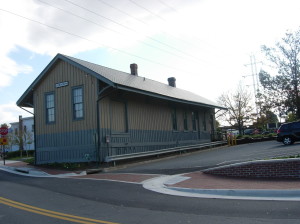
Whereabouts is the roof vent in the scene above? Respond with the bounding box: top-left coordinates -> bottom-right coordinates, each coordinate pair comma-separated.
130,63 -> 138,76
168,77 -> 176,87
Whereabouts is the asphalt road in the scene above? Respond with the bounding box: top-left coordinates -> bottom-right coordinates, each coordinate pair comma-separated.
1,141 -> 300,224
116,140 -> 300,174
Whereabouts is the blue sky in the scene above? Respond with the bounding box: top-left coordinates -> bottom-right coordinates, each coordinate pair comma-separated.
0,0 -> 300,125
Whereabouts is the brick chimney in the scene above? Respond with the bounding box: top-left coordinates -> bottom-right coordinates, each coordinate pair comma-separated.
168,77 -> 176,87
130,63 -> 138,76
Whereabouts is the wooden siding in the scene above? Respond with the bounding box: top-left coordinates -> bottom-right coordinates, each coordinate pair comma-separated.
110,100 -> 127,133
34,60 -> 98,135
99,92 -> 214,145
127,95 -> 172,131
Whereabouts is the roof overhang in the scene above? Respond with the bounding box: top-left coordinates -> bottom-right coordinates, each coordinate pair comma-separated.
116,84 -> 227,110
17,54 -> 115,108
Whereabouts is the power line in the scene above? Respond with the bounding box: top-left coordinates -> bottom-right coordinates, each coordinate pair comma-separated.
127,0 -> 166,21
0,8 -> 199,75
95,0 -> 209,58
62,0 -> 207,63
156,0 -> 179,13
37,0 -> 192,61
154,0 -> 236,60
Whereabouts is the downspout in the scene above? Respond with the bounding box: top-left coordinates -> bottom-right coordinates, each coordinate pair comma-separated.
96,85 -> 117,166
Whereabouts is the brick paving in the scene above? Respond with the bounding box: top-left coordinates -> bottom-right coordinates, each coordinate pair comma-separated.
169,171 -> 300,190
4,161 -> 29,167
2,160 -> 300,191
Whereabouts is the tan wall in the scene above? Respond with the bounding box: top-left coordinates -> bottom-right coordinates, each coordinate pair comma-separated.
127,96 -> 172,131
34,60 -> 98,135
102,92 -> 212,133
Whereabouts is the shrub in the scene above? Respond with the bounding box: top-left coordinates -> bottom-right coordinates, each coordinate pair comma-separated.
6,150 -> 34,159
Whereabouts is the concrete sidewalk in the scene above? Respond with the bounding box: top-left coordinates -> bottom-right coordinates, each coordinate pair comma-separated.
0,160 -> 86,177
1,160 -> 300,201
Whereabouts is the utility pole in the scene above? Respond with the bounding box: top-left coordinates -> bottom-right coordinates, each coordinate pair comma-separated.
244,54 -> 262,117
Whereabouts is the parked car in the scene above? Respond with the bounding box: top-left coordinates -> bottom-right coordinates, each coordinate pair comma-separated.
276,121 -> 300,145
227,129 -> 239,136
244,129 -> 254,135
261,131 -> 270,135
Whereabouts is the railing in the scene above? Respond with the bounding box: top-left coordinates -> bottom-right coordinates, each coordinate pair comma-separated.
105,141 -> 227,166
211,131 -> 225,141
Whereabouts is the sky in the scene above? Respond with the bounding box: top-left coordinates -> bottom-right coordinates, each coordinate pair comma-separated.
0,0 -> 299,125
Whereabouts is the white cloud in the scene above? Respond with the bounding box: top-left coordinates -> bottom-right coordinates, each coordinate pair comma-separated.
0,55 -> 32,87
0,102 -> 33,125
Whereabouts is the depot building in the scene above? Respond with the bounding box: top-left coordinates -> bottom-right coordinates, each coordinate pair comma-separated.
17,54 -> 224,164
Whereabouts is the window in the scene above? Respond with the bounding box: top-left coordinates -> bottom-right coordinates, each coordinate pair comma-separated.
191,111 -> 197,131
45,92 -> 55,123
171,108 -> 178,131
72,86 -> 84,120
183,111 -> 188,131
291,122 -> 300,129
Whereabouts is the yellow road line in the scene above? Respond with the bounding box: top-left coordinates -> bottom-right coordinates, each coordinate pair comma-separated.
0,197 -> 119,224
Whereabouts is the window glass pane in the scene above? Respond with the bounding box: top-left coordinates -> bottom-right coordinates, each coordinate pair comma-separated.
48,108 -> 54,122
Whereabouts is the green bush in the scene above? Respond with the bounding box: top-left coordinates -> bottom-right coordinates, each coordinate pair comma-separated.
6,150 -> 34,159
24,157 -> 35,164
40,162 -> 89,170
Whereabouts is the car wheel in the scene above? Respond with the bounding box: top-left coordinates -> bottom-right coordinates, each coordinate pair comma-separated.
283,137 -> 293,145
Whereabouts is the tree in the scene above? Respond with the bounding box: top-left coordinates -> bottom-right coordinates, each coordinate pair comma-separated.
259,28 -> 300,119
217,83 -> 254,134
254,111 -> 278,129
23,130 -> 33,157
286,112 -> 297,122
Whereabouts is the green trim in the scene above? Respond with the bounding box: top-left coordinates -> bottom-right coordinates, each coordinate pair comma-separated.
72,85 -> 84,121
45,91 -> 55,124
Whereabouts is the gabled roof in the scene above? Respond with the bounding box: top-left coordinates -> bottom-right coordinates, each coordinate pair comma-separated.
17,54 -> 225,109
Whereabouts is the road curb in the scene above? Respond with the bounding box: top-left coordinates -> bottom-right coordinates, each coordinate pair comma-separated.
168,187 -> 300,199
142,175 -> 300,201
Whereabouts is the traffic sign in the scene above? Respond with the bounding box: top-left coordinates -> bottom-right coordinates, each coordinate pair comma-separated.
0,127 -> 8,136
0,137 -> 8,145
